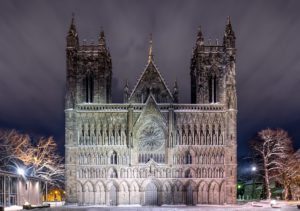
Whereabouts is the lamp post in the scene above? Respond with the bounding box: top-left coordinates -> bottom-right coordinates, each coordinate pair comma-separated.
251,166 -> 257,200
17,168 -> 26,206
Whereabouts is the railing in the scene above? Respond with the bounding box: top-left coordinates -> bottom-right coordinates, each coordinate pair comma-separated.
75,103 -> 225,112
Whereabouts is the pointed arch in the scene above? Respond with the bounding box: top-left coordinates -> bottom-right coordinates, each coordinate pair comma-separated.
129,181 -> 140,204
118,181 -> 130,204
173,180 -> 184,204
95,180 -> 106,205
208,180 -> 220,204
83,181 -> 94,205
162,181 -> 172,204
198,181 -> 208,204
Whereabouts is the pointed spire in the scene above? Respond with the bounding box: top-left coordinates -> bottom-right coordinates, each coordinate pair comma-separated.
223,16 -> 236,48
124,80 -> 129,103
227,16 -> 231,25
196,26 -> 204,46
68,13 -> 77,35
67,13 -> 79,48
148,33 -> 154,63
225,16 -> 235,37
173,79 -> 179,103
98,26 -> 107,48
100,26 -> 105,38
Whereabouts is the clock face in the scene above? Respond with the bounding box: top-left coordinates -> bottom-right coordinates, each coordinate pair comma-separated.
138,122 -> 164,151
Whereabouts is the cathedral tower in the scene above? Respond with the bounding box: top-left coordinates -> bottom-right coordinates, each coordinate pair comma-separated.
65,16 -> 112,109
190,17 -> 236,109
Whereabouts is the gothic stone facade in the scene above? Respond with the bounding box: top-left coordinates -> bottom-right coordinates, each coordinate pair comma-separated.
65,17 -> 237,206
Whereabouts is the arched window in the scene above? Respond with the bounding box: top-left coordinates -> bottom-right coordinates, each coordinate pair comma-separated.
209,75 -> 217,103
186,151 -> 192,164
85,71 -> 94,103
110,151 -> 117,164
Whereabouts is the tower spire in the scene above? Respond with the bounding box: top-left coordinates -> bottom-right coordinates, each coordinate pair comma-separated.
98,26 -> 107,49
68,13 -> 77,34
67,13 -> 78,48
196,26 -> 204,46
148,33 -> 154,63
223,16 -> 236,48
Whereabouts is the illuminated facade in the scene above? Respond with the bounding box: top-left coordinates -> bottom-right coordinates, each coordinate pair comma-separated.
65,16 -> 237,205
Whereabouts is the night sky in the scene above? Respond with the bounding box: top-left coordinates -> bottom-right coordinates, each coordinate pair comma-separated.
0,0 -> 299,159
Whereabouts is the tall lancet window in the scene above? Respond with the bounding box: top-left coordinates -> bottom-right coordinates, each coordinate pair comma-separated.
85,71 -> 94,103
209,75 -> 217,103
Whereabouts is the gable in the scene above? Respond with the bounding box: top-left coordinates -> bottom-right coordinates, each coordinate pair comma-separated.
134,95 -> 167,128
129,61 -> 173,103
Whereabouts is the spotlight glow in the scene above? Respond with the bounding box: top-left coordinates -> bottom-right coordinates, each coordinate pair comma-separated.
17,168 -> 25,176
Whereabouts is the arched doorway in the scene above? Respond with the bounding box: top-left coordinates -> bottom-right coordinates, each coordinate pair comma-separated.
186,185 -> 193,205
145,183 -> 157,205
109,184 -> 117,206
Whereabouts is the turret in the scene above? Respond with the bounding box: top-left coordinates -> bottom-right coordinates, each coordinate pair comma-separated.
65,14 -> 79,109
124,80 -> 129,103
66,14 -> 79,49
65,15 -> 113,108
190,18 -> 236,105
223,16 -> 236,49
173,80 -> 178,103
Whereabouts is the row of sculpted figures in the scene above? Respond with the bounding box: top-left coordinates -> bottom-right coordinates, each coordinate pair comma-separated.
172,124 -> 224,146
78,150 -> 129,165
76,166 -> 225,179
73,179 -> 226,205
173,148 -> 225,165
78,127 -> 127,146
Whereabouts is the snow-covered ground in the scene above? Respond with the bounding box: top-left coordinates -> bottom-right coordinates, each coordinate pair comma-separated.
4,202 -> 300,211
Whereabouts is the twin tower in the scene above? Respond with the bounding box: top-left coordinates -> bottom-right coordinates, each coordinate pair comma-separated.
65,15 -> 237,206
65,16 -> 237,109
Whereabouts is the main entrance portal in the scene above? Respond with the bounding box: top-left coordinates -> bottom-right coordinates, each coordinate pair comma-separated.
109,185 -> 117,206
145,183 -> 157,205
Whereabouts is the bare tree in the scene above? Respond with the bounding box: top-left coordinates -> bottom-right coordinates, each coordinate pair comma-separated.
249,128 -> 293,200
0,129 -> 31,170
276,151 -> 300,200
0,129 -> 64,187
14,136 -> 65,186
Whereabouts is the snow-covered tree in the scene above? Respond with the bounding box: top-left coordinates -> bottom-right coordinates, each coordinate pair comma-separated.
0,129 -> 31,169
0,129 -> 64,187
276,150 -> 300,200
249,128 -> 293,200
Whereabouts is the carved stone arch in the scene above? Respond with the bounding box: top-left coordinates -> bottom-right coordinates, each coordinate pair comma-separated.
95,180 -> 106,205
141,178 -> 162,192
219,180 -> 226,204
106,180 -> 120,192
209,64 -> 220,76
198,181 -> 208,204
208,180 -> 220,204
95,180 -> 106,191
118,180 -> 130,205
129,181 -> 140,204
173,180 -> 184,204
83,180 -> 94,205
162,180 -> 172,204
129,181 -> 140,192
184,179 -> 197,191
107,167 -> 118,178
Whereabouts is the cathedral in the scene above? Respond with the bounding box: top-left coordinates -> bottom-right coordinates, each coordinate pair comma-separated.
65,16 -> 237,206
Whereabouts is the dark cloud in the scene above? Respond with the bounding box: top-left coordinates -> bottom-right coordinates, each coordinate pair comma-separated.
0,0 -> 299,156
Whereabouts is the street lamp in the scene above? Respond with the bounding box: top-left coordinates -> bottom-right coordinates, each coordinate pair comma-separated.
17,168 -> 25,176
251,166 -> 257,200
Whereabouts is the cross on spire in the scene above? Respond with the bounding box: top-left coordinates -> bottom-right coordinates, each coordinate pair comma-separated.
148,33 -> 154,63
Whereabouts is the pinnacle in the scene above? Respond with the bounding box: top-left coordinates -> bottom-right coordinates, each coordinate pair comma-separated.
148,33 -> 154,63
